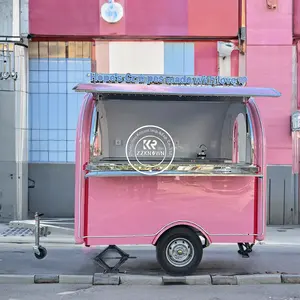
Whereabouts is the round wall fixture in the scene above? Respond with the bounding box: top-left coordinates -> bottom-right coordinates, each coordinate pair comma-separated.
101,0 -> 124,24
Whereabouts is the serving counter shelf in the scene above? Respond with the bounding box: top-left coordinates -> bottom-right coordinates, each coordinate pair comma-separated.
85,160 -> 261,177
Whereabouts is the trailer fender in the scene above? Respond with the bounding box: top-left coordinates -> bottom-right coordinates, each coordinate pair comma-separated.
152,221 -> 212,247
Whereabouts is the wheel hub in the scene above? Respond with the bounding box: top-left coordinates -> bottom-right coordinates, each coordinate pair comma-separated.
166,238 -> 195,267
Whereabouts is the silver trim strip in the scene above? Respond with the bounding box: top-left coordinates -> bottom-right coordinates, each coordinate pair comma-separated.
85,172 -> 262,178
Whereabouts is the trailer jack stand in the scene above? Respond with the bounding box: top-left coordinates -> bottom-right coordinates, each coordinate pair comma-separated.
237,242 -> 254,258
33,212 -> 48,260
94,245 -> 136,273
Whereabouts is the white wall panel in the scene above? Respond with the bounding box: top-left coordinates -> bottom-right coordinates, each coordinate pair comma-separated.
0,0 -> 13,36
109,42 -> 164,74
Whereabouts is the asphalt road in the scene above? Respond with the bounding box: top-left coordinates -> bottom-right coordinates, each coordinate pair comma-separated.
1,284 -> 300,300
0,243 -> 299,276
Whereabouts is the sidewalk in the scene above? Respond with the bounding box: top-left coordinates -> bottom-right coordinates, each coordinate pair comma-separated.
0,224 -> 300,285
261,225 -> 300,245
0,223 -> 299,246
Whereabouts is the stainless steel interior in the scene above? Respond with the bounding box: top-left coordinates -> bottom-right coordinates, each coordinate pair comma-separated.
87,95 -> 257,176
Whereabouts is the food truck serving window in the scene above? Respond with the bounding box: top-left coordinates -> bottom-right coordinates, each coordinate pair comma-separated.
75,74 -> 281,176
91,98 -> 246,162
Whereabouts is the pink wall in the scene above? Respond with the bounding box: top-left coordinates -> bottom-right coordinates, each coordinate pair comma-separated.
125,0 -> 188,36
247,0 -> 292,45
294,0 -> 300,37
29,0 -> 239,37
187,0 -> 239,37
29,0 -> 101,36
194,42 -> 218,76
246,0 -> 293,165
194,41 -> 239,77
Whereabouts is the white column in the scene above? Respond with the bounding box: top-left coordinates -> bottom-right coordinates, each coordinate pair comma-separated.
12,0 -> 20,37
0,0 -> 29,221
20,0 -> 29,36
14,44 -> 29,220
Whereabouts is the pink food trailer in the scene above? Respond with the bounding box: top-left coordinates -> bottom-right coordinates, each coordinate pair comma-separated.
32,73 -> 281,276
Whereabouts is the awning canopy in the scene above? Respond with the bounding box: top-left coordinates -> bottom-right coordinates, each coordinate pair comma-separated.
73,83 -> 281,98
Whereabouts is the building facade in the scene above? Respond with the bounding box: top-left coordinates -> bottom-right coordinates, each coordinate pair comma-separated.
0,0 -> 299,225
0,0 -> 29,221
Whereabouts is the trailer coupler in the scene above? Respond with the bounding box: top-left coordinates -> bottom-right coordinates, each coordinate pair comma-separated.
33,212 -> 47,260
94,245 -> 136,273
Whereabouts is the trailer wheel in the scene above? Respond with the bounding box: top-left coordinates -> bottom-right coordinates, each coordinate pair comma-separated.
34,246 -> 47,260
156,227 -> 203,276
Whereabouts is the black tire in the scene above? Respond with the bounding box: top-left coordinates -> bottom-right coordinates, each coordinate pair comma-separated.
34,246 -> 47,260
156,227 -> 203,276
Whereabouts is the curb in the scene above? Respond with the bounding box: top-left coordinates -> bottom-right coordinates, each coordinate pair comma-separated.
0,273 -> 299,285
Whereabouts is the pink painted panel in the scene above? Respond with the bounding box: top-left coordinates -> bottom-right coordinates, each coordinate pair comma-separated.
246,0 -> 292,45
194,42 -> 239,77
95,42 -> 109,72
194,42 -> 218,76
29,0 -> 100,36
125,0 -> 188,36
294,0 -> 300,36
85,176 -> 256,246
231,51 -> 239,77
246,45 -> 292,164
188,0 -> 239,37
231,42 -> 240,77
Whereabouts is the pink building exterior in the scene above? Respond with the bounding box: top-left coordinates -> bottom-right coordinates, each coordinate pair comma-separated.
27,0 -> 298,224
247,0 -> 296,225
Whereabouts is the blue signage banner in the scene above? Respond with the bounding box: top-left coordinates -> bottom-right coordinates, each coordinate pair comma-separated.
87,72 -> 247,87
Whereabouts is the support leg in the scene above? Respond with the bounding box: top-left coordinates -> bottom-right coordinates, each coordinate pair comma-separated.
94,245 -> 136,273
33,212 -> 47,259
244,242 -> 254,253
237,243 -> 249,258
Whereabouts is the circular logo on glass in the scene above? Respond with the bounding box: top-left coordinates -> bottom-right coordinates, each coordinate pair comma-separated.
125,125 -> 175,175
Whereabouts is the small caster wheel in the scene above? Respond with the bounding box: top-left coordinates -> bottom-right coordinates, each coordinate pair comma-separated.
34,246 -> 47,260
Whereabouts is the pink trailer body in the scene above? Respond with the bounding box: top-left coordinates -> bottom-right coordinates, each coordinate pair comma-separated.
85,175 -> 257,245
74,81 -> 280,252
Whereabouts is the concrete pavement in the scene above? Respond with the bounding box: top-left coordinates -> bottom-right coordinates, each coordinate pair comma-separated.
1,284 -> 300,300
0,243 -> 300,284
1,243 -> 300,276
0,224 -> 300,285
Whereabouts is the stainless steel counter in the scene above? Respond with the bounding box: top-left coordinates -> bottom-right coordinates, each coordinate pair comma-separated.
85,160 -> 260,177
